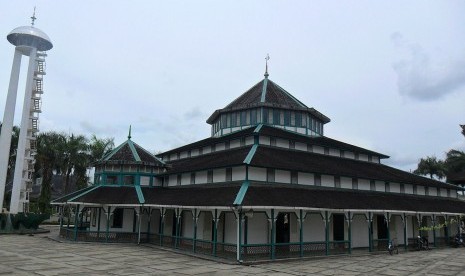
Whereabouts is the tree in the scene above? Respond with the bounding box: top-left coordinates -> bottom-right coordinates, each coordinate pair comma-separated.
89,134 -> 114,164
36,132 -> 67,213
461,125 -> 465,137
413,156 -> 446,179
445,150 -> 465,174
61,134 -> 89,194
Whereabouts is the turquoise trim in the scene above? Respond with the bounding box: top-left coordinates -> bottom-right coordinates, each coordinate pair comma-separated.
127,140 -> 141,162
135,185 -> 145,204
103,140 -> 127,161
243,144 -> 258,164
253,123 -> 263,133
233,181 -> 249,205
260,78 -> 268,102
67,185 -> 100,202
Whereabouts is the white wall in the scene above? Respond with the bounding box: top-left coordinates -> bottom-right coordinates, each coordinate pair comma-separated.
417,186 -> 425,195
213,168 -> 226,182
375,181 -> 385,192
313,146 -> 324,154
303,213 -> 325,242
196,171 -> 208,184
298,172 -> 314,185
404,184 -> 414,194
246,213 -> 268,244
224,212 -> 237,244
245,136 -> 254,145
390,183 -> 401,193
180,151 -> 188,159
329,148 -> 340,157
182,211 -> 194,238
295,142 -> 307,151
321,175 -> 334,187
341,177 -> 352,189
181,173 -> 190,185
345,151 -> 355,159
358,179 -> 370,191
259,136 -> 270,145
372,156 -> 379,163
232,166 -> 246,181
276,138 -> 289,148
275,170 -> 291,183
230,139 -> 240,148
248,167 -> 266,181
216,143 -> 225,151
140,176 -> 150,186
359,154 -> 368,161
352,214 -> 368,248
191,149 -> 199,157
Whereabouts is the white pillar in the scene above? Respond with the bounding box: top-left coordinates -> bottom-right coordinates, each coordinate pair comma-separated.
10,47 -> 37,214
0,49 -> 23,212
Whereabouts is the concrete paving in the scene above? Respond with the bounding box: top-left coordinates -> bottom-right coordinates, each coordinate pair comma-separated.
1,225 -> 465,275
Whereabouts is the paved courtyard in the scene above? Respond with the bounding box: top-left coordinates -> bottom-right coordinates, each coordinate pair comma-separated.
1,226 -> 465,275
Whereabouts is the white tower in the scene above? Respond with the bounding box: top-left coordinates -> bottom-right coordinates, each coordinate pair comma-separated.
0,10 -> 53,214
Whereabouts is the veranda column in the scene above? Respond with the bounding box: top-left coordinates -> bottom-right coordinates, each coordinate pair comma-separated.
270,209 -> 276,260
146,208 -> 151,243
97,208 -> 102,240
325,211 -> 329,255
236,210 -> 243,262
346,211 -> 353,254
59,206 -> 64,229
299,209 -> 304,258
385,212 -> 391,242
403,213 -> 407,250
175,208 -> 181,249
213,209 -> 219,257
105,206 -> 111,243
432,214 -> 436,247
368,212 -> 373,252
444,215 -> 449,245
193,209 -> 198,253
73,205 -> 80,241
159,208 -> 165,246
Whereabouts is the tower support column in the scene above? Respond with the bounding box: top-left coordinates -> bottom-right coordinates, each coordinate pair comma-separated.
10,47 -> 37,214
0,49 -> 22,211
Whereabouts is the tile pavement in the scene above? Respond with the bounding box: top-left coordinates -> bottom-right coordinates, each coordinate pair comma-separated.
1,226 -> 465,275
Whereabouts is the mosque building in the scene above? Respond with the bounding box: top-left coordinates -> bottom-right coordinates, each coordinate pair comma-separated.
53,67 -> 465,262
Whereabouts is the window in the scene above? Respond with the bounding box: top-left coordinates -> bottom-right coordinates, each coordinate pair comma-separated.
207,170 -> 213,183
123,175 -> 134,185
241,111 -> 247,125
111,208 -> 124,228
291,171 -> 298,184
226,113 -> 231,127
267,168 -> 275,182
251,109 -> 257,124
177,174 -> 182,186
231,112 -> 236,127
352,178 -> 358,189
190,173 -> 196,184
226,168 -> 232,182
295,112 -> 301,127
262,108 -> 268,123
273,109 -> 280,125
284,110 -> 290,126
235,113 -> 240,127
106,175 -> 118,185
385,182 -> 390,192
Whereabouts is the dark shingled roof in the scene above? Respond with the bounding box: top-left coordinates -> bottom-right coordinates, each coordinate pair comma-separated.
159,126 -> 255,156
242,184 -> 465,213
68,186 -> 140,205
142,184 -> 242,206
98,139 -> 164,167
164,146 -> 252,174
250,146 -> 456,190
259,125 -> 389,158
54,183 -> 465,214
207,78 -> 330,124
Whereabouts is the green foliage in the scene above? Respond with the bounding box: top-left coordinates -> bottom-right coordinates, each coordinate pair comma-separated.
445,149 -> 465,173
413,156 -> 446,179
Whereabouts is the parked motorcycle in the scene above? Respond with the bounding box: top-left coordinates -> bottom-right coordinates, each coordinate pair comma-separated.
454,233 -> 465,247
417,236 -> 430,250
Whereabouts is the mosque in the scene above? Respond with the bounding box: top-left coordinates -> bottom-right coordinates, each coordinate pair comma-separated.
53,67 -> 465,262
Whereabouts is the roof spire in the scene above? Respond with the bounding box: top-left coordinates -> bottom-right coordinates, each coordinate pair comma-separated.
128,125 -> 132,140
30,7 -> 37,27
264,54 -> 270,78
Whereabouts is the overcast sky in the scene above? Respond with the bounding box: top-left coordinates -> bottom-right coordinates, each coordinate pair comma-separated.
0,1 -> 464,172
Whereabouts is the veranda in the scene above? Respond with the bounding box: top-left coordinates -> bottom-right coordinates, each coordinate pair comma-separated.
57,204 -> 460,262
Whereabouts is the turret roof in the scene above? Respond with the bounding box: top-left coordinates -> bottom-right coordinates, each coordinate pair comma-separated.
207,78 -> 330,124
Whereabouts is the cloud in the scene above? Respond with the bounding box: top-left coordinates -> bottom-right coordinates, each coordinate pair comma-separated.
391,32 -> 465,101
183,106 -> 206,121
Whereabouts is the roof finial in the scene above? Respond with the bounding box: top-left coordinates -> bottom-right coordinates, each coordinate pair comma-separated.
31,7 -> 37,27
128,125 -> 132,140
264,54 -> 270,78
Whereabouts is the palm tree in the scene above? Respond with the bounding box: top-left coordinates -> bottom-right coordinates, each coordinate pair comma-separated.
445,150 -> 465,173
413,156 -> 446,179
62,134 -> 89,194
89,134 -> 114,164
36,132 -> 67,213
